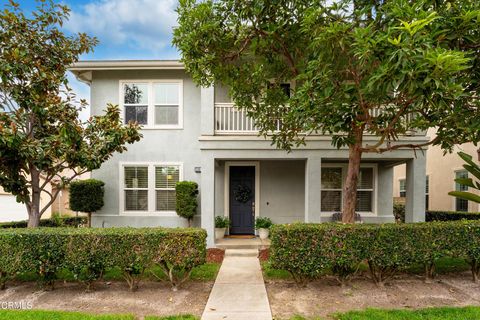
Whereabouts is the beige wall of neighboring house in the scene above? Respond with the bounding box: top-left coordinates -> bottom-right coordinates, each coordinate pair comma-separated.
0,182 -> 53,222
393,128 -> 480,212
0,171 -> 90,222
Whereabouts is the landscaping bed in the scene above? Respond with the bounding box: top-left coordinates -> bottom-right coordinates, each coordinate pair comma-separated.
0,280 -> 210,318
267,272 -> 480,319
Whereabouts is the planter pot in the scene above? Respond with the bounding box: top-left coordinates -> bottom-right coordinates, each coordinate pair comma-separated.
215,228 -> 226,240
258,228 -> 270,240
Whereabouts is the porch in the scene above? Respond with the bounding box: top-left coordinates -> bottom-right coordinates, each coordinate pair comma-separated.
199,154 -> 427,247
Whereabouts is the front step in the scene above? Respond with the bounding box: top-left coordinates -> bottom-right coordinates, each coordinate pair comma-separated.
215,237 -> 271,250
224,249 -> 259,257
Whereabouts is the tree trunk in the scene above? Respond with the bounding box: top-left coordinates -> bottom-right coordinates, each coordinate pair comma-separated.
342,138 -> 363,223
87,212 -> 92,228
27,168 -> 42,228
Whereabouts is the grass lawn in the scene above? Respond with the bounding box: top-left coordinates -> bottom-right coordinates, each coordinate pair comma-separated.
0,310 -> 198,320
333,306 -> 480,319
287,306 -> 480,319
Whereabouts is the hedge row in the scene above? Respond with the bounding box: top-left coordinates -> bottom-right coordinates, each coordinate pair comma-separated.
0,216 -> 87,228
426,210 -> 480,221
392,203 -> 480,223
0,228 -> 206,291
270,222 -> 480,286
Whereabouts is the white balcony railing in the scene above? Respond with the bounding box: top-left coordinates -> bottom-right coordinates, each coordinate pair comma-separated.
214,103 -> 419,135
215,103 -> 281,134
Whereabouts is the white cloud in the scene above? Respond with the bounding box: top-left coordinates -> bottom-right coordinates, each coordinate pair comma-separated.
65,0 -> 178,56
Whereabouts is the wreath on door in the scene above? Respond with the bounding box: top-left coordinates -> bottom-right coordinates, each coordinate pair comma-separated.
234,184 -> 252,203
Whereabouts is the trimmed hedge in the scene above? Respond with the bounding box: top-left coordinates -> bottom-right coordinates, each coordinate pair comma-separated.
270,221 -> 480,286
0,216 -> 87,228
0,227 -> 206,291
426,210 -> 480,221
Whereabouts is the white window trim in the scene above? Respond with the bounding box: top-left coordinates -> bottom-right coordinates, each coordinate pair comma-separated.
453,168 -> 469,212
320,163 -> 378,217
119,162 -> 184,216
119,79 -> 184,130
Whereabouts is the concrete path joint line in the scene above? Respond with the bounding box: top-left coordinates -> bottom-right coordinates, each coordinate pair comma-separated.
201,249 -> 273,320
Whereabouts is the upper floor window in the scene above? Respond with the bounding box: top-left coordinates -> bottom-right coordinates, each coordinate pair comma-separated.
455,170 -> 469,212
121,80 -> 183,129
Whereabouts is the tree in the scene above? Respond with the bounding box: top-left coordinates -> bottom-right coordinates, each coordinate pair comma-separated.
175,181 -> 199,227
449,152 -> 480,204
69,179 -> 105,228
173,0 -> 480,222
0,0 -> 141,227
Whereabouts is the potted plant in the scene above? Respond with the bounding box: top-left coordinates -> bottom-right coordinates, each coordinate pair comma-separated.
255,217 -> 273,240
214,216 -> 230,240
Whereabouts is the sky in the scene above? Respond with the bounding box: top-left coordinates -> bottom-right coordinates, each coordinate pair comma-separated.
1,0 -> 181,118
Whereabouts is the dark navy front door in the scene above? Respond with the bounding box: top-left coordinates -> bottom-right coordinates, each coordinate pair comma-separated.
229,166 -> 255,235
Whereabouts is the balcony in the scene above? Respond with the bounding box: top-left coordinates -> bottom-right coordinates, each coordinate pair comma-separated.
214,103 -> 281,134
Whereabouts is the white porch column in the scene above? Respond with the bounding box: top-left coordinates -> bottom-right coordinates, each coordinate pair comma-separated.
305,157 -> 322,223
200,86 -> 215,136
405,153 -> 426,222
201,154 -> 216,247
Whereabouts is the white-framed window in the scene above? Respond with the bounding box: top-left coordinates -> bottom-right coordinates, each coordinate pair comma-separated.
120,80 -> 183,129
455,170 -> 469,212
320,164 -> 377,214
399,179 -> 406,197
120,162 -> 183,215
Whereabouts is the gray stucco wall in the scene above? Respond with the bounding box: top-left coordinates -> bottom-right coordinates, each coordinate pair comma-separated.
259,160 -> 305,223
89,69 -> 202,228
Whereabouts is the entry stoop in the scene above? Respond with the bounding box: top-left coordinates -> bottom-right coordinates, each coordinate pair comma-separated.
215,237 -> 270,250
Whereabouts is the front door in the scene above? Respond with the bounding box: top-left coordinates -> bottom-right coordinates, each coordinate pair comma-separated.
229,166 -> 255,235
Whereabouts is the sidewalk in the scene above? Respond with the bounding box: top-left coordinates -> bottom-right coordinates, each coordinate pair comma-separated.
201,249 -> 272,320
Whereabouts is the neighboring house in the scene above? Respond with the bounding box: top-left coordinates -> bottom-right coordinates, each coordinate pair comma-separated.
0,170 -> 89,222
0,180 -> 53,222
393,128 -> 480,213
70,60 -> 429,246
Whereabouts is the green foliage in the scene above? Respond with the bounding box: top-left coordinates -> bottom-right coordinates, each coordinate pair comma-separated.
333,306 -> 480,320
0,309 -> 135,320
255,217 -> 273,229
393,203 -> 405,223
270,221 -> 480,286
69,179 -> 105,213
175,181 -> 199,227
214,216 -> 230,228
449,152 -> 480,204
174,0 -> 480,152
0,1 -> 141,226
0,228 -> 206,291
426,210 -> 480,221
174,0 -> 480,222
0,216 -> 86,228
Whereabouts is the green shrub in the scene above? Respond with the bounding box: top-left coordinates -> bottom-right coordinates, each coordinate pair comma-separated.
426,210 -> 480,221
214,216 -> 230,228
0,227 -> 206,291
255,217 -> 273,229
393,203 -> 405,223
176,181 -> 199,227
0,216 -> 87,228
65,231 -> 112,291
152,229 -> 207,291
270,221 -> 480,286
69,179 -> 105,227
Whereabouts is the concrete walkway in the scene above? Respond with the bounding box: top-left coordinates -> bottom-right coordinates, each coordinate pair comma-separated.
201,249 -> 272,320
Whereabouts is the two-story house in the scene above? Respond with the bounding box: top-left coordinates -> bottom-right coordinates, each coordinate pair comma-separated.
70,60 -> 428,247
